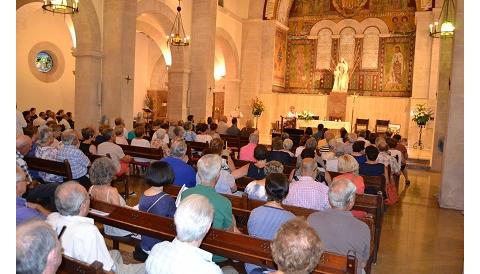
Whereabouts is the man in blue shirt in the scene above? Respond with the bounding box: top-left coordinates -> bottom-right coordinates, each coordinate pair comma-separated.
161,140 -> 196,187
16,166 -> 49,225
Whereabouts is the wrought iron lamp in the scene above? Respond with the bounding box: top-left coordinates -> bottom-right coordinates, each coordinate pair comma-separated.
429,0 -> 455,38
167,0 -> 190,47
42,0 -> 79,14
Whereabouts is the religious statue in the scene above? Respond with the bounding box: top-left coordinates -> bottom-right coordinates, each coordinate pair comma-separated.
332,58 -> 349,93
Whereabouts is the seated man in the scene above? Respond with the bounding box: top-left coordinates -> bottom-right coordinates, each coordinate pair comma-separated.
317,130 -> 335,153
344,132 -> 357,154
239,133 -> 258,162
351,140 -> 367,164
226,117 -> 241,136
17,220 -> 62,274
146,194 -> 222,274
16,167 -> 49,225
181,154 -> 239,262
267,137 -> 292,165
284,158 -> 330,211
217,115 -> 229,135
308,178 -> 370,274
57,130 -> 91,189
97,128 -> 132,176
377,140 -> 401,175
47,181 -> 145,273
161,140 -> 196,188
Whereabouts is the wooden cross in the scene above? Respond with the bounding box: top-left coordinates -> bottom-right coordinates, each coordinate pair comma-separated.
124,75 -> 132,85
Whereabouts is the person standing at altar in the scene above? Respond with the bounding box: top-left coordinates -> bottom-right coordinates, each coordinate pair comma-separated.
286,106 -> 297,118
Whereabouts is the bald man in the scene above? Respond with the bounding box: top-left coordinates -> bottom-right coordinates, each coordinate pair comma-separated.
284,158 -> 330,211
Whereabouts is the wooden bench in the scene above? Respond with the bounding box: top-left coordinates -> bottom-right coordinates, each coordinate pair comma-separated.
327,171 -> 387,199
118,144 -> 164,177
24,157 -> 73,181
88,200 -> 358,274
232,159 -> 296,176
185,141 -> 210,161
58,254 -> 105,274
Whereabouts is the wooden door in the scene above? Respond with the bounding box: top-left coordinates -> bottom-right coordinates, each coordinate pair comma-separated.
212,92 -> 225,121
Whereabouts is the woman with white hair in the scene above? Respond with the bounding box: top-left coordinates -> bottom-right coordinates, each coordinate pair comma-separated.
150,128 -> 170,157
282,138 -> 294,157
35,126 -> 63,183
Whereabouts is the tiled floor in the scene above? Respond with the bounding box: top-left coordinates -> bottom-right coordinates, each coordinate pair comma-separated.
115,168 -> 464,273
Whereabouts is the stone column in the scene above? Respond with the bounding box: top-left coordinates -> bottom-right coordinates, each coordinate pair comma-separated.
188,0 -> 217,121
167,47 -> 190,121
101,0 -> 137,128
223,78 -> 241,118
439,0 -> 463,210
72,50 -> 103,130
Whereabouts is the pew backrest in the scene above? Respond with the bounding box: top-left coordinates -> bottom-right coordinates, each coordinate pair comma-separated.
24,157 -> 73,180
118,144 -> 163,160
58,255 -> 104,274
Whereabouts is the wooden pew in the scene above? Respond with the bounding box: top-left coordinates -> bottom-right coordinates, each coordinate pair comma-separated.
88,200 -> 357,274
185,141 -> 210,161
24,157 -> 73,181
327,171 -> 387,198
232,159 -> 296,176
58,254 -> 105,274
117,144 -> 163,161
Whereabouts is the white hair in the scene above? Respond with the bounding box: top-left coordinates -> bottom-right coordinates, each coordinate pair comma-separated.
283,138 -> 293,150
54,181 -> 88,216
170,140 -> 188,158
61,130 -> 78,145
197,154 -> 221,185
249,133 -> 259,144
328,178 -> 357,209
175,194 -> 214,242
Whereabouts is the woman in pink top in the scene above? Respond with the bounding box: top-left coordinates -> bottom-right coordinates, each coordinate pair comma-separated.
334,154 -> 365,194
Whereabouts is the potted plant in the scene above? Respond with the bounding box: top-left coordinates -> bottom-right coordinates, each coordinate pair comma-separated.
412,104 -> 434,126
251,97 -> 265,117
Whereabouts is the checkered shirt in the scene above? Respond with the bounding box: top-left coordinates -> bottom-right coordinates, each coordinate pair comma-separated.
284,176 -> 331,211
16,151 -> 32,182
35,146 -> 64,183
57,145 -> 91,179
376,151 -> 401,174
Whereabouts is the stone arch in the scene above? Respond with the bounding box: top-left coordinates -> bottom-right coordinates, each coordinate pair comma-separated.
334,19 -> 362,35
137,0 -> 176,34
359,18 -> 390,34
215,28 -> 240,79
310,20 -> 337,36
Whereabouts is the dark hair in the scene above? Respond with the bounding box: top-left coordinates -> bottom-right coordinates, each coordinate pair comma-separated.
365,130 -> 371,138
30,107 -> 36,112
207,117 -> 213,125
81,127 -> 95,140
160,122 -> 169,130
196,123 -> 208,133
254,144 -> 268,161
210,123 -> 218,131
272,137 -> 283,150
134,126 -> 145,138
305,127 -> 313,136
386,138 -> 397,149
145,161 -> 175,187
231,117 -> 238,125
368,132 -> 377,145
23,125 -> 38,138
300,148 -> 316,159
385,131 -> 393,138
365,145 -> 379,161
317,124 -> 324,130
209,138 -> 224,150
265,173 -> 289,202
340,127 -> 348,141
352,140 -> 366,152
393,134 -> 402,141
187,115 -> 194,121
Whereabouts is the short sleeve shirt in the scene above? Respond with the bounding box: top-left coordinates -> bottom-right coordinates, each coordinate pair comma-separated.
161,157 -> 197,188
97,142 -> 125,172
284,176 -> 330,211
130,138 -> 151,162
16,197 -> 45,225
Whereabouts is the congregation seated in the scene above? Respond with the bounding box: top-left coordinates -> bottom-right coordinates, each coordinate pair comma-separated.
226,117 -> 241,136
217,115 -> 229,135
284,158 -> 330,211
33,111 -> 47,127
16,220 -> 62,274
246,173 -> 295,273
332,154 -> 365,194
393,134 -> 410,184
145,194 -> 223,274
377,141 -> 401,175
307,178 -> 370,274
161,140 -> 196,187
386,138 -> 403,169
208,122 -> 221,139
324,140 -> 346,172
312,123 -> 324,140
318,130 -> 335,153
172,125 -> 185,143
80,127 -> 97,155
181,154 -> 240,262
357,130 -> 371,147
338,127 -> 348,143
208,138 -> 236,171
281,138 -> 294,157
35,126 -> 63,183
138,161 -> 177,257
46,121 -> 63,149
88,157 -> 131,237
150,128 -> 170,156
114,125 -> 129,145
114,117 -> 130,140
240,119 -> 256,137
183,121 -> 197,142
290,148 -> 323,182
197,148 -> 237,194
16,167 -> 49,225
244,160 -> 284,201
250,218 -> 324,274
23,125 -> 39,157
294,135 -> 307,158
344,132 -> 357,154
195,123 -> 213,143
57,130 -> 91,189
97,127 -> 132,176
267,137 -> 292,165
239,132 -> 259,162
16,135 -> 34,182
359,145 -> 386,176
232,144 -> 268,180
94,124 -> 109,144
56,109 -> 71,130
130,125 -> 151,163
47,181 -> 145,273
351,140 -> 367,164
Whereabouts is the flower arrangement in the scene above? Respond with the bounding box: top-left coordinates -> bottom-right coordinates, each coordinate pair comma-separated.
298,110 -> 314,121
412,104 -> 434,126
251,97 -> 265,116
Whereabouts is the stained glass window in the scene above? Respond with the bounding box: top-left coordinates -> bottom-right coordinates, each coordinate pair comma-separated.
35,51 -> 53,73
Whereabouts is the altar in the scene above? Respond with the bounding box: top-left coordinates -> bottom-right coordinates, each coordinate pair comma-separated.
297,120 -> 351,132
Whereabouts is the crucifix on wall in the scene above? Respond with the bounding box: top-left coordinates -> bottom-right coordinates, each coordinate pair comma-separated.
124,75 -> 133,85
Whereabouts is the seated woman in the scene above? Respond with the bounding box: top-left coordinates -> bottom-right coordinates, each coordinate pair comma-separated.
150,128 -> 170,157
267,137 -> 292,165
246,173 -> 295,273
88,157 -> 131,237
244,161 -> 284,201
194,123 -> 213,143
232,145 -> 268,180
138,161 -> 177,259
79,127 -> 97,155
130,126 -> 151,163
35,126 -> 63,183
281,138 -> 295,157
327,154 -> 365,194
114,125 -> 129,145
351,140 -> 367,164
359,145 -> 386,176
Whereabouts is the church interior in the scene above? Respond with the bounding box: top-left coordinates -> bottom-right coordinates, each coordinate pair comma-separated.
16,0 -> 464,273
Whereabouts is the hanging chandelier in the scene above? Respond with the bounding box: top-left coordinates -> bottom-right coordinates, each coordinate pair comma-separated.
167,0 -> 190,47
42,0 -> 79,15
429,0 -> 455,38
